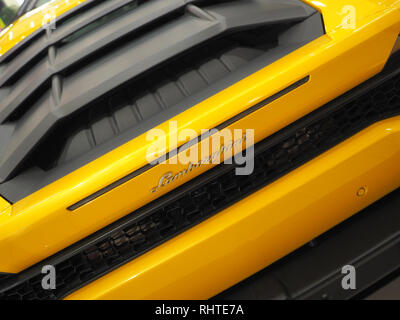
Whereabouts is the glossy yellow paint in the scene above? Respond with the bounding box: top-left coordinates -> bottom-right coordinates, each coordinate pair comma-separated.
0,197 -> 10,217
0,0 -> 400,274
67,116 -> 400,299
393,36 -> 400,53
0,0 -> 87,57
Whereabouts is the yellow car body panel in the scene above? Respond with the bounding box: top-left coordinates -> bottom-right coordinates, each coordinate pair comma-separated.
67,115 -> 400,299
0,0 -> 399,299
0,196 -> 10,216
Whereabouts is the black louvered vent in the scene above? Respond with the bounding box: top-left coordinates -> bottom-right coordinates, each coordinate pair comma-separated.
42,30 -> 280,168
1,53 -> 399,300
0,0 -> 323,202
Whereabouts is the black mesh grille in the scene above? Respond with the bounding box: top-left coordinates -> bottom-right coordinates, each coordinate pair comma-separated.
1,54 -> 400,300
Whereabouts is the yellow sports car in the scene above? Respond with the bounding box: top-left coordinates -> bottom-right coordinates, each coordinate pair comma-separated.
0,0 -> 399,300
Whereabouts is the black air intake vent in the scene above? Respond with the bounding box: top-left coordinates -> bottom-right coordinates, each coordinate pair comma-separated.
1,52 -> 399,300
0,0 -> 323,202
50,32 -> 275,167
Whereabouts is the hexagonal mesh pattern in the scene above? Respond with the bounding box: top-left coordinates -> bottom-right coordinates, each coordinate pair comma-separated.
1,66 -> 400,300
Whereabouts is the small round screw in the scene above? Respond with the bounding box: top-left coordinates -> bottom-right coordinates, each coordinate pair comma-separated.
357,187 -> 367,197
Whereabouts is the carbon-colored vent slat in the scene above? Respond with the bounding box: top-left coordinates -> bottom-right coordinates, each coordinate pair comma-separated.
0,53 -> 399,300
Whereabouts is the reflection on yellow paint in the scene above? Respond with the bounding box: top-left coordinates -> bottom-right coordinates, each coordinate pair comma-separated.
0,196 -> 10,216
310,1 -> 327,8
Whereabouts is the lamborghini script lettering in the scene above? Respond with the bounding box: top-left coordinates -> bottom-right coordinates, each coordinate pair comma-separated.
147,122 -> 255,193
151,133 -> 251,193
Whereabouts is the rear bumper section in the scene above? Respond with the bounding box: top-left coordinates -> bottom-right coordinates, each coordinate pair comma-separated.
2,51 -> 400,300
65,115 -> 400,299
215,187 -> 400,300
